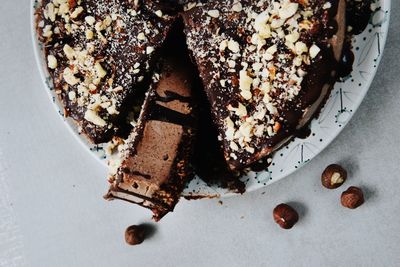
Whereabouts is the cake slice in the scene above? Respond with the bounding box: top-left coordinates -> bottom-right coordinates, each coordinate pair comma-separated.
35,0 -> 178,143
105,54 -> 196,221
183,0 -> 346,170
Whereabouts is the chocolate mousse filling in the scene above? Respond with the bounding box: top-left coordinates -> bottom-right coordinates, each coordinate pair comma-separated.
105,42 -> 197,220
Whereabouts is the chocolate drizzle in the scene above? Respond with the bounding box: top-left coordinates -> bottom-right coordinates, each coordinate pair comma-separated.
192,82 -> 245,194
120,169 -> 151,180
191,0 -> 374,186
346,0 -> 373,35
147,100 -> 195,128
337,41 -> 355,79
294,127 -> 312,139
156,90 -> 192,103
249,158 -> 272,173
35,0 -> 179,144
337,1 -> 373,79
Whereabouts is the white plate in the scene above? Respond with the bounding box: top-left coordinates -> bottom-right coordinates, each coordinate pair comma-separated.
32,0 -> 391,197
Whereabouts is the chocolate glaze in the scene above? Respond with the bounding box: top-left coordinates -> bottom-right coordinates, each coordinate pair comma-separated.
337,41 -> 355,79
120,168 -> 151,180
36,0 -> 178,144
192,82 -> 245,194
183,195 -> 219,200
112,187 -> 171,210
184,0 -> 375,171
183,0 -> 345,170
249,158 -> 272,173
294,127 -> 312,139
346,0 -> 373,35
156,90 -> 192,103
146,103 -> 195,128
337,1 -> 373,79
246,1 -> 373,175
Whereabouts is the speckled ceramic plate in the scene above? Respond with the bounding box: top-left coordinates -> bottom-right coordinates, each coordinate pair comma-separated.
32,0 -> 390,197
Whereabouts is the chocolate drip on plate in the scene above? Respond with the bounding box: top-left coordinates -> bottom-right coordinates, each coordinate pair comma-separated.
346,0 -> 373,35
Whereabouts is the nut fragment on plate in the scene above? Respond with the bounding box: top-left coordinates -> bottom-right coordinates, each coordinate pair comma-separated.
125,225 -> 146,246
273,203 -> 299,229
321,164 -> 347,189
341,186 -> 365,209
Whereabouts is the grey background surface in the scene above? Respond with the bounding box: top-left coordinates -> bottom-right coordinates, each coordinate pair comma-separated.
0,1 -> 399,266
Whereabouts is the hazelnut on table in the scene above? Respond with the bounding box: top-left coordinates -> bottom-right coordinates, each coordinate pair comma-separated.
125,225 -> 146,246
341,186 -> 365,209
273,203 -> 299,229
321,164 -> 347,189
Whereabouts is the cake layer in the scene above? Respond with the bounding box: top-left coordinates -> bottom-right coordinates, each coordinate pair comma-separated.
105,55 -> 196,221
183,0 -> 346,170
35,0 -> 178,143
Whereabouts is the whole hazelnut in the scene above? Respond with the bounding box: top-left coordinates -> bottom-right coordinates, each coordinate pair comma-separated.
341,186 -> 364,209
125,225 -> 145,245
321,164 -> 347,189
273,203 -> 299,229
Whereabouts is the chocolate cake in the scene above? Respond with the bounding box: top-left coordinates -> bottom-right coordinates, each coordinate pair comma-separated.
105,53 -> 196,221
35,0 -> 178,143
183,0 -> 346,170
35,1 -> 373,220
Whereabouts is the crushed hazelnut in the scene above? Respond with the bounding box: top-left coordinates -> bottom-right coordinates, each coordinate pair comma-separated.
207,9 -> 220,18
47,55 -> 58,69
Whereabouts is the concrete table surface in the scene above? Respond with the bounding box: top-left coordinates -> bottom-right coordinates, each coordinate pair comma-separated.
0,1 -> 399,266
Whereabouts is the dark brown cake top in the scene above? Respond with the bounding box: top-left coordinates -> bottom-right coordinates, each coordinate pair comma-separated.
184,0 -> 339,168
36,0 -> 176,142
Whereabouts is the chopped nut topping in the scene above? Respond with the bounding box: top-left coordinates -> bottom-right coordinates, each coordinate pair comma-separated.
37,0 -> 174,132
228,40 -> 240,53
279,2 -> 298,20
232,2 -> 243,12
63,68 -> 80,86
184,0 -> 332,161
207,9 -> 220,18
155,10 -> 163,18
309,44 -> 321,59
47,55 -> 57,69
84,109 -> 107,127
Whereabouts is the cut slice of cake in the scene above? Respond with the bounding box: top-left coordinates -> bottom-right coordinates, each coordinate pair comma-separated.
183,0 -> 346,170
105,54 -> 196,221
35,0 -> 178,143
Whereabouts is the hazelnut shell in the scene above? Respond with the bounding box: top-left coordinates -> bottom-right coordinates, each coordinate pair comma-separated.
341,186 -> 364,209
321,164 -> 347,189
125,225 -> 145,245
273,203 -> 299,229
